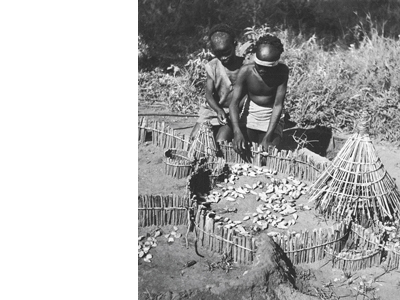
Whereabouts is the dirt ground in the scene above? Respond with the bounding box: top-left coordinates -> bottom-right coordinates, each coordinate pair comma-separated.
137,109 -> 400,300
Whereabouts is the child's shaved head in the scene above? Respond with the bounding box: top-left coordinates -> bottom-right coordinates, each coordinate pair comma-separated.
255,35 -> 284,55
208,24 -> 237,66
209,24 -> 235,44
210,32 -> 233,48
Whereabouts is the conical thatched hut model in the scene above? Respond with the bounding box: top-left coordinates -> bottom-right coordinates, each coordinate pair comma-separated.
187,121 -> 218,160
309,112 -> 400,223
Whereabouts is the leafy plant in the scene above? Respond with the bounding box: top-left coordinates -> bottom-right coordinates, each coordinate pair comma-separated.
138,50 -> 213,114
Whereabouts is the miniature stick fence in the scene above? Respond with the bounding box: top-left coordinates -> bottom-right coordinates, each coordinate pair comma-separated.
298,221 -> 400,271
325,222 -> 383,271
272,221 -> 349,265
138,117 -> 191,151
219,141 -> 329,182
325,248 -> 382,271
195,209 -> 256,264
138,194 -> 190,227
138,117 -> 329,181
271,221 -> 389,271
163,149 -> 195,179
384,243 -> 400,270
348,222 -> 384,250
138,116 -> 400,270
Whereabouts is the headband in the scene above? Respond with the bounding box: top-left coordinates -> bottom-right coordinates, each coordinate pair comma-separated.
254,56 -> 279,67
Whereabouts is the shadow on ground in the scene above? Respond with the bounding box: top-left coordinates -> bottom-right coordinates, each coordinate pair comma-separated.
281,126 -> 332,156
281,123 -> 348,160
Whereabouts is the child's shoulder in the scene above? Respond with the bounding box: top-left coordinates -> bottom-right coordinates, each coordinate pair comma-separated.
206,57 -> 219,66
240,62 -> 255,72
278,62 -> 289,68
277,62 -> 289,73
242,61 -> 254,68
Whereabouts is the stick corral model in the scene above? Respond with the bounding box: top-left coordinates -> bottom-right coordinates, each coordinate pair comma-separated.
163,148 -> 196,179
138,116 -> 400,270
309,111 -> 400,222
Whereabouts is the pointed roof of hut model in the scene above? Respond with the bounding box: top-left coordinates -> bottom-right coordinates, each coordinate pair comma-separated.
187,121 -> 218,160
309,112 -> 400,223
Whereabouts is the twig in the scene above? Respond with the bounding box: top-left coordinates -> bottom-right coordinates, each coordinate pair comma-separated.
373,266 -> 396,282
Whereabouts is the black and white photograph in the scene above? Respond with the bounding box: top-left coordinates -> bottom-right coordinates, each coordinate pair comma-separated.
137,1 -> 400,299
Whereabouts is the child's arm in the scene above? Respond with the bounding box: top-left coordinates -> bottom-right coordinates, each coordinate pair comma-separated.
205,74 -> 227,125
261,67 -> 289,149
229,67 -> 248,154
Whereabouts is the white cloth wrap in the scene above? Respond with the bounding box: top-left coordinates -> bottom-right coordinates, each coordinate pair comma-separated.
244,101 -> 284,136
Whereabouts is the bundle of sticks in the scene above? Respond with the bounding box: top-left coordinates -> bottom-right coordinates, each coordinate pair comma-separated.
187,121 -> 218,160
309,112 -> 400,222
206,156 -> 228,187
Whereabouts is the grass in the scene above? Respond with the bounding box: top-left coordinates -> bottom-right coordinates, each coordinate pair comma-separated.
138,23 -> 400,145
280,26 -> 400,144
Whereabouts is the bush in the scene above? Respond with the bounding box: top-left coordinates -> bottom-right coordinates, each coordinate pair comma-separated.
278,20 -> 400,144
138,49 -> 213,114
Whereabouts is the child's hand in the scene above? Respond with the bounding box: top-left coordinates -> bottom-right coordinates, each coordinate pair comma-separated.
217,110 -> 227,125
261,136 -> 275,151
233,132 -> 247,154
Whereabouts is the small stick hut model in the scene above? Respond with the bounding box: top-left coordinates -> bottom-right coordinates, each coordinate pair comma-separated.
163,122 -> 221,180
309,111 -> 400,223
186,122 -> 228,192
187,121 -> 218,160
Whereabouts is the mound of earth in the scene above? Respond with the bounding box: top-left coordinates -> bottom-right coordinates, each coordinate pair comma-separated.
139,226 -> 317,300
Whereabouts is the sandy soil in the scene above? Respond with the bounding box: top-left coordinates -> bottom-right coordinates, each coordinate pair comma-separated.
138,224 -> 249,299
137,110 -> 400,300
138,143 -> 188,196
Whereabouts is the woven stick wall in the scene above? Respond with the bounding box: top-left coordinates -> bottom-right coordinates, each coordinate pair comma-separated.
195,208 -> 256,264
138,195 -> 190,227
272,221 -> 349,265
309,112 -> 400,221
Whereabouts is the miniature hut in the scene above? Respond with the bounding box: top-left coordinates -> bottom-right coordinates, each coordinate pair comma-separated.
186,122 -> 227,193
187,121 -> 218,160
309,112 -> 400,223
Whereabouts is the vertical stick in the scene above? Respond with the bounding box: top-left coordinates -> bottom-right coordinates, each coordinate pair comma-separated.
294,233 -> 299,264
243,236 -> 247,264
